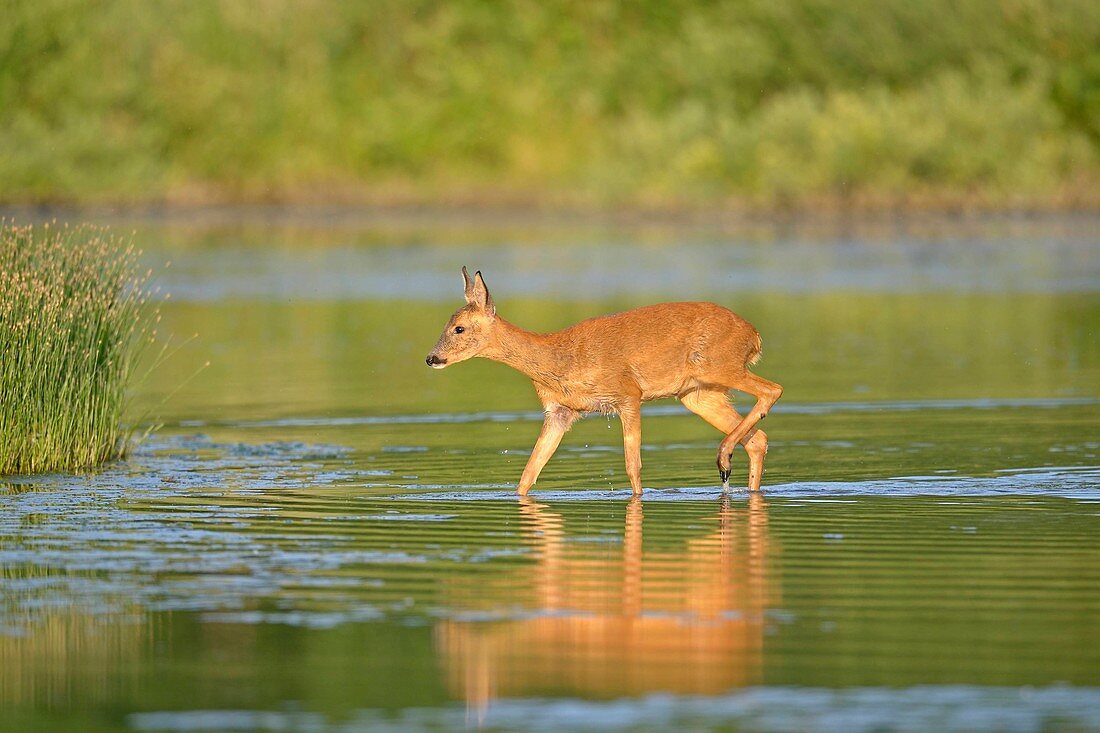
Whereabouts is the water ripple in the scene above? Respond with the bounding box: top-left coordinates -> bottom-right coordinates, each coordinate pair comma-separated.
126,685 -> 1100,733
400,465 -> 1100,501
175,397 -> 1100,429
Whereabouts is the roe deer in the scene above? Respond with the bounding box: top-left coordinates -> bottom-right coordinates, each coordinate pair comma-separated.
426,267 -> 783,496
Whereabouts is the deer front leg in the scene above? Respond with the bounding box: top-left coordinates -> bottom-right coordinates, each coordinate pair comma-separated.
517,405 -> 578,495
619,402 -> 643,496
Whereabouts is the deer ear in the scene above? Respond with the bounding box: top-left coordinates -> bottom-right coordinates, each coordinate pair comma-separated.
470,270 -> 495,316
461,266 -> 475,301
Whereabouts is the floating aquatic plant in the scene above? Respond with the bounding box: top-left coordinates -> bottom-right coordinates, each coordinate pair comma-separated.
0,221 -> 162,475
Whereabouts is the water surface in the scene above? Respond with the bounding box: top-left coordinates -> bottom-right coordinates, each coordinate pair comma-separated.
2,213 -> 1098,732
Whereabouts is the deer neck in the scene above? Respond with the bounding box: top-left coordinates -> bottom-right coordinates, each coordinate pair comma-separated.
482,317 -> 568,390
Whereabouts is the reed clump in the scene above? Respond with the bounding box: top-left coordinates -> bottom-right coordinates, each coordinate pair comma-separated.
0,222 -> 157,475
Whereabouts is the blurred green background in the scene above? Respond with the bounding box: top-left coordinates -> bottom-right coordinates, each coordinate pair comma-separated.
1,0 -> 1098,209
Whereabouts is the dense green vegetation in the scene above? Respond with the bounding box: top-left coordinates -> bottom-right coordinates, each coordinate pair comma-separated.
0,223 -> 155,474
1,0 -> 1097,208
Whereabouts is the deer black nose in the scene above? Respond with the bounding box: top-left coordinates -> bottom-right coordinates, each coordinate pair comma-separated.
426,355 -> 446,366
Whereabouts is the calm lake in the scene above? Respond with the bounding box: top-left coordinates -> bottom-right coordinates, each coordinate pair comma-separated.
2,212 -> 1099,732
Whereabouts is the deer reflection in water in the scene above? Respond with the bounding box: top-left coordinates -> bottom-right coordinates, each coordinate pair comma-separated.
436,494 -> 776,722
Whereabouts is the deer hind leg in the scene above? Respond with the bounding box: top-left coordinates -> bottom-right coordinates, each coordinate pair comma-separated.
681,389 -> 769,491
715,372 -> 782,486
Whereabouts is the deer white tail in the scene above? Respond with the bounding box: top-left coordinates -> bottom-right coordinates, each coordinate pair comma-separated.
747,331 -> 763,366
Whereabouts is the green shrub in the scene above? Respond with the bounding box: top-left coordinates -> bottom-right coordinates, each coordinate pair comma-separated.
0,0 -> 1097,207
0,223 -> 157,475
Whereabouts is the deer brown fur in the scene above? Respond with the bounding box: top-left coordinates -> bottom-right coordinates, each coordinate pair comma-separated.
426,267 -> 783,496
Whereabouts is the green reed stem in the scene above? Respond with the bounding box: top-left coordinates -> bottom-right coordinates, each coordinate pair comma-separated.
0,221 -> 160,475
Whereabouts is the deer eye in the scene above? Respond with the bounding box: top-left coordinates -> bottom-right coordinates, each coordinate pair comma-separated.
453,326 -> 465,334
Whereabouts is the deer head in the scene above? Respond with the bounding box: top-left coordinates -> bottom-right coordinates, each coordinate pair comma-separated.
426,266 -> 497,369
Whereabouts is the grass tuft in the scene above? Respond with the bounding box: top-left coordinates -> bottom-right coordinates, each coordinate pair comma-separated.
0,221 -> 159,475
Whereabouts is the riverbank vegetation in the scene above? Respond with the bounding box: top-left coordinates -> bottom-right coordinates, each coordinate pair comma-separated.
0,223 -> 157,475
1,0 -> 1097,210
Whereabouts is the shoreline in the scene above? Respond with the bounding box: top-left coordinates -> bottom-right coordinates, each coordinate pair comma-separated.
3,198 -> 1099,234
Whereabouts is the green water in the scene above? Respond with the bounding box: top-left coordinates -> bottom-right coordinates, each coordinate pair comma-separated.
2,214 -> 1099,732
